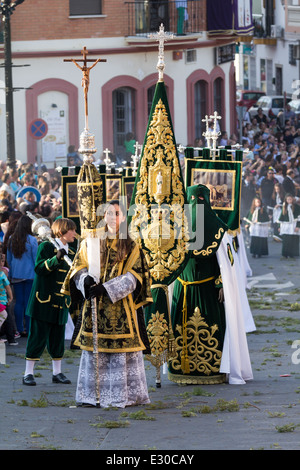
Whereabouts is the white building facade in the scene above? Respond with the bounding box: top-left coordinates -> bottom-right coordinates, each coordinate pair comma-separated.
236,0 -> 300,100
0,1 -> 244,168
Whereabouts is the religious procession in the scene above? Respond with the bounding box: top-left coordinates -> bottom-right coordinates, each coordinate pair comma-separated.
1,2 -> 300,452
0,22 -> 260,410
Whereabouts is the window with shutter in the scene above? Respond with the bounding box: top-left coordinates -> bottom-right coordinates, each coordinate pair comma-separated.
69,0 -> 102,16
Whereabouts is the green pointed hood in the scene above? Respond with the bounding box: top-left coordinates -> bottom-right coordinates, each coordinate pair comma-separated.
187,184 -> 227,257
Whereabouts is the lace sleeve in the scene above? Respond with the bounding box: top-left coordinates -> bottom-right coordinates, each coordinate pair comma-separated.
103,272 -> 137,304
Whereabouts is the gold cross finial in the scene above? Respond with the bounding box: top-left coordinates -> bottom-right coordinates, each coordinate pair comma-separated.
149,24 -> 174,81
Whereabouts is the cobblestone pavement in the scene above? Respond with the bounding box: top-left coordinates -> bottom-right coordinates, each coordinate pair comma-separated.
1,236 -> 300,453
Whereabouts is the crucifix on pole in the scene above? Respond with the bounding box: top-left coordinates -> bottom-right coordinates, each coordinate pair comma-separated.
149,24 -> 174,81
64,47 -> 106,130
210,111 -> 221,153
202,115 -> 211,148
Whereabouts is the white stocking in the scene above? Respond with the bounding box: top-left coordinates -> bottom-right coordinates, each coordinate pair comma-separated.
52,359 -> 62,376
24,360 -> 35,376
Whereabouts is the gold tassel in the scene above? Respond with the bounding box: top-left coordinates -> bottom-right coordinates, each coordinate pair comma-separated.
181,353 -> 190,374
181,282 -> 189,373
168,329 -> 176,358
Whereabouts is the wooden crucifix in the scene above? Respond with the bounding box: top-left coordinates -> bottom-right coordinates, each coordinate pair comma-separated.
64,47 -> 106,129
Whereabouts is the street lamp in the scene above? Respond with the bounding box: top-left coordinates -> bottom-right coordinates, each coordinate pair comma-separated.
0,0 -> 25,169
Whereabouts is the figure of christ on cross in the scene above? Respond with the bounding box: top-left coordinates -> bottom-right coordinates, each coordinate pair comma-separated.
64,47 -> 106,129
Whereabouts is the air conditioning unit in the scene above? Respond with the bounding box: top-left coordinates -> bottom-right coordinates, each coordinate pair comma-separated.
271,25 -> 283,38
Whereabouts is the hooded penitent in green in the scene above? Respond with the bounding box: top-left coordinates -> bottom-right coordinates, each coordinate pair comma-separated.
168,184 -> 228,384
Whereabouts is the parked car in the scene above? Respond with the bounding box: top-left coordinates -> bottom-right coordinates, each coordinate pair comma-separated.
286,99 -> 300,123
236,90 -> 266,110
248,95 -> 286,120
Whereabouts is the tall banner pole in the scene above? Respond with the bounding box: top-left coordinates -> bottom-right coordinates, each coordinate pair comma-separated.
64,48 -> 106,405
128,25 -> 190,387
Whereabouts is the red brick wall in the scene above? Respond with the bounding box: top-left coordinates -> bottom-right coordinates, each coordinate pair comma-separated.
10,0 -> 207,41
10,0 -> 129,41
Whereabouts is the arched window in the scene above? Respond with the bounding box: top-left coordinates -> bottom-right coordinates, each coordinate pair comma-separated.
186,70 -> 209,145
194,80 -> 208,139
112,87 -> 136,163
146,83 -> 170,118
102,74 -> 173,156
147,85 -> 156,117
213,77 -> 223,117
210,67 -> 225,130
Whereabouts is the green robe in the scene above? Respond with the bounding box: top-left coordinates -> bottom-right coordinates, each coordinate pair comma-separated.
25,240 -> 76,325
168,184 -> 227,385
169,255 -> 226,384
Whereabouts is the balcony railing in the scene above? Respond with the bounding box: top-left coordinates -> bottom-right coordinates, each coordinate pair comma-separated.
125,0 -> 204,37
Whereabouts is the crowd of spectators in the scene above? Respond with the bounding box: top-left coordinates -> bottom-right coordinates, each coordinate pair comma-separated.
0,161 -> 63,240
0,161 -> 63,344
239,104 -> 300,219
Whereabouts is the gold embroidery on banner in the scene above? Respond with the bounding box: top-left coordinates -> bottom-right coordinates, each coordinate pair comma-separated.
227,243 -> 234,265
215,227 -> 224,240
130,98 -> 188,282
148,148 -> 172,204
77,161 -> 103,229
146,311 -> 169,362
168,371 -> 226,385
170,307 -> 222,375
193,228 -> 225,256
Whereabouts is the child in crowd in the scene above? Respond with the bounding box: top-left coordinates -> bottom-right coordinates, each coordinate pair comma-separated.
245,197 -> 270,258
0,258 -> 13,338
271,182 -> 285,241
0,249 -> 17,345
278,194 -> 300,258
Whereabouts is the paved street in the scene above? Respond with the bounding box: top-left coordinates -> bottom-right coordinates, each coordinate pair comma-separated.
1,233 -> 300,453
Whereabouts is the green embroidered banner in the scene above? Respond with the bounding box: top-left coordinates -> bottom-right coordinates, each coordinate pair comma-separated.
128,80 -> 190,371
185,151 -> 243,233
61,168 -> 135,235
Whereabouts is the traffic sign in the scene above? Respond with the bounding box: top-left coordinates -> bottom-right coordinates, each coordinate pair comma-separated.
29,118 -> 48,140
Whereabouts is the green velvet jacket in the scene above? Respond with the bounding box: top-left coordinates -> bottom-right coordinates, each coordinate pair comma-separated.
25,240 -> 76,325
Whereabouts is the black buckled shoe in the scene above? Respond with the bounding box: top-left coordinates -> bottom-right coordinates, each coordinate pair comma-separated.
22,374 -> 36,386
52,373 -> 71,384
